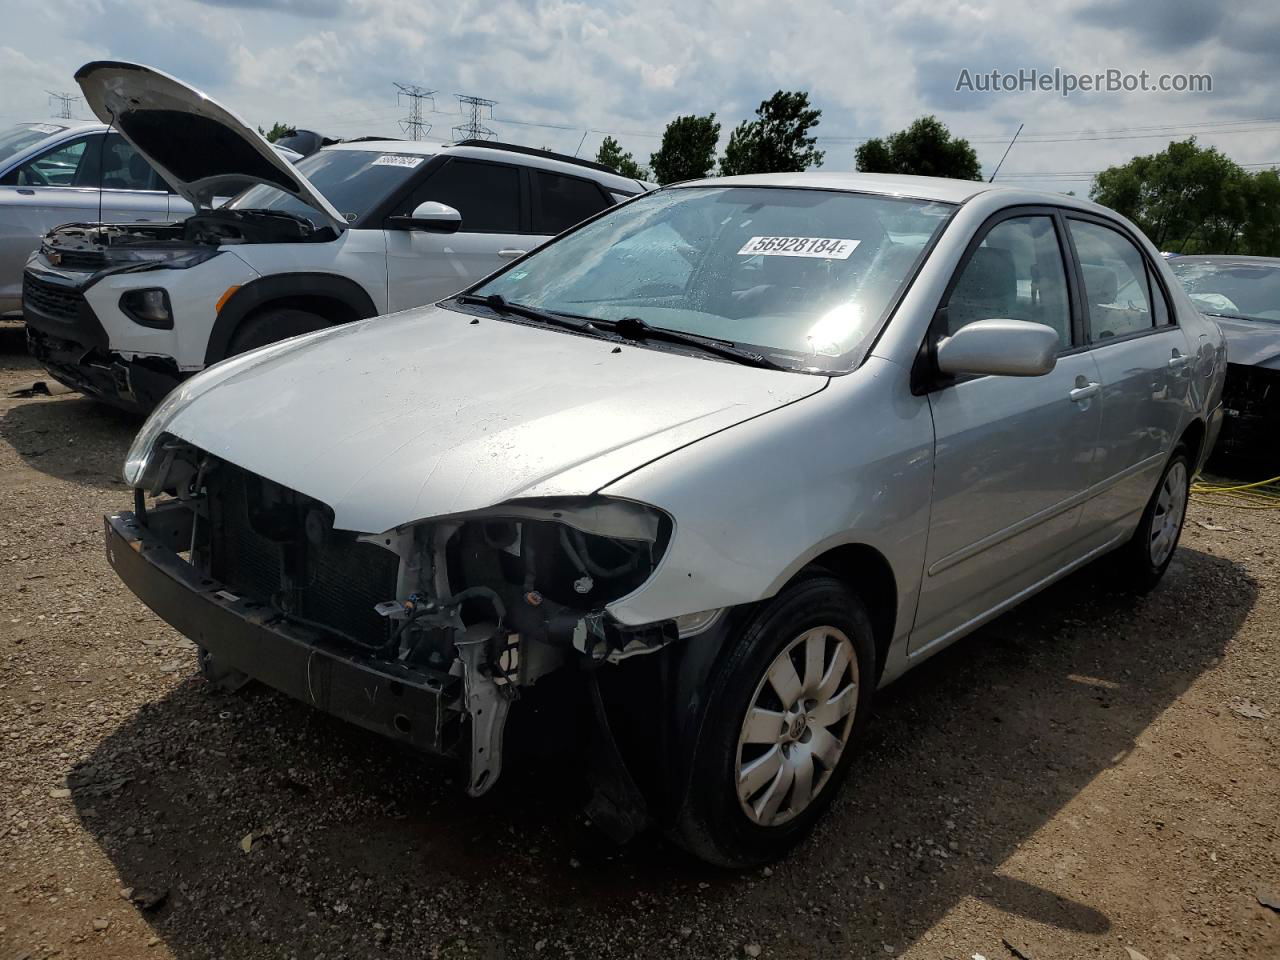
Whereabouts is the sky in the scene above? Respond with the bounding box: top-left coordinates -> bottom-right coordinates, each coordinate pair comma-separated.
1,0 -> 1277,193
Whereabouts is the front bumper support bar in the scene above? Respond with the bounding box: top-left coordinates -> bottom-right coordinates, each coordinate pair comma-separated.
104,508 -> 462,755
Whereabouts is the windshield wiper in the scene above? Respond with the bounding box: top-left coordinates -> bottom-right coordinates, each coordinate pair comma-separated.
455,293 -> 603,335
602,315 -> 792,371
1201,310 -> 1277,324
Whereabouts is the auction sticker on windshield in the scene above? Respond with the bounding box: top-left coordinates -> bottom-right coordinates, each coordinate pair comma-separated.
737,236 -> 860,259
372,154 -> 425,168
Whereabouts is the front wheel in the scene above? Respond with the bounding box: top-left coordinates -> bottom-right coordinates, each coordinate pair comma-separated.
1116,448 -> 1191,592
672,576 -> 877,867
227,307 -> 329,357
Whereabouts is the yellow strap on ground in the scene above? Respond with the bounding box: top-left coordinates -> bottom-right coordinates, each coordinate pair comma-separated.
1191,473 -> 1280,509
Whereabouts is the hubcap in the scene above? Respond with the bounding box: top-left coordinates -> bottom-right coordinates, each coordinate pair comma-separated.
736,626 -> 859,827
1149,461 -> 1188,567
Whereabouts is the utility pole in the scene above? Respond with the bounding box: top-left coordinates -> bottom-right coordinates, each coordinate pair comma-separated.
453,94 -> 497,141
394,82 -> 435,140
46,91 -> 80,120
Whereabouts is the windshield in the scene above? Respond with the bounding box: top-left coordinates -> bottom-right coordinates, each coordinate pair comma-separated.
228,148 -> 429,225
472,186 -> 954,371
1170,259 -> 1280,323
0,122 -> 68,168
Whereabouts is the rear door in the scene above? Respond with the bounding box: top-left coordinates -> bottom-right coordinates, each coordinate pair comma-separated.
912,209 -> 1104,653
383,157 -> 526,311
93,132 -> 171,223
1064,216 -> 1192,535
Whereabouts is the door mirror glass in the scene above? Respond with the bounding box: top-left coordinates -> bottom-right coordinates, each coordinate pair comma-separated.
936,318 -> 1060,378
388,201 -> 462,233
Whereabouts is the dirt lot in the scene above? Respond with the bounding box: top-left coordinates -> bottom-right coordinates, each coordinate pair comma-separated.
0,325 -> 1277,960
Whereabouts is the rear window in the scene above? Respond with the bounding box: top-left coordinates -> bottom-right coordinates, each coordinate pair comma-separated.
229,149 -> 430,226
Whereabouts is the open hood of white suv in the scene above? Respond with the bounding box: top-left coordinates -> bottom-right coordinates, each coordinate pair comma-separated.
74,60 -> 347,233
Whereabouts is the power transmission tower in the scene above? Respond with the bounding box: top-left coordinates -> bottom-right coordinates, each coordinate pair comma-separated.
46,90 -> 80,120
394,82 -> 435,140
453,94 -> 497,141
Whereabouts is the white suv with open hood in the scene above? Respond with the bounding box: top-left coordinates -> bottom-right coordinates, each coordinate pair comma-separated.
22,61 -> 649,411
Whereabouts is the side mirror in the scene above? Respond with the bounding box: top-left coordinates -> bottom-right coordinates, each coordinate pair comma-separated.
386,201 -> 462,233
935,318 -> 1059,378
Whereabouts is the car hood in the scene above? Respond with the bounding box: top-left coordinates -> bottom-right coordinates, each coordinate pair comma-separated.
157,306 -> 826,533
73,60 -> 346,233
1213,315 -> 1280,370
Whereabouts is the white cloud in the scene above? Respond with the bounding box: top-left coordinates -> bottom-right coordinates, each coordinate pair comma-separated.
1,0 -> 1276,192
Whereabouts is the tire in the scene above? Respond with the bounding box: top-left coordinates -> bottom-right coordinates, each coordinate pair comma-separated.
1116,447 -> 1191,593
227,307 -> 329,357
672,575 -> 877,867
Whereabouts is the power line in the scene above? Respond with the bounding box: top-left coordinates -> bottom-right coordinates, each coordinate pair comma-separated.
453,94 -> 497,141
394,82 -> 435,140
46,90 -> 79,119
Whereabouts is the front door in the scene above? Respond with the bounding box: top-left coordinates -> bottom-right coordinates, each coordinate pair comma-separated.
912,211 -> 1103,653
384,157 -> 528,312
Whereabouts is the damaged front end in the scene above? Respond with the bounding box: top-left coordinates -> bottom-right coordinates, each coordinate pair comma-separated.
107,436 -> 676,798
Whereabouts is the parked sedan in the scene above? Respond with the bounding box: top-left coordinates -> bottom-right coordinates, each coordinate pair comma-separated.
1169,255 -> 1280,465
104,173 -> 1225,866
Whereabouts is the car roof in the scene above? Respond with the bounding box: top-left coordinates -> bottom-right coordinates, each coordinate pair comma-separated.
322,138 -> 647,192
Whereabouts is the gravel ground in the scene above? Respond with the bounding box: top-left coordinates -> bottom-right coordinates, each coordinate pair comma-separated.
1,324 -> 1277,960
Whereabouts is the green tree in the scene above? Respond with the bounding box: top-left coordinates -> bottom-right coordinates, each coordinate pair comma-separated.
257,122 -> 295,143
1090,138 -> 1262,253
1240,169 -> 1280,256
595,135 -> 648,180
649,114 -> 720,184
719,91 -> 823,176
854,115 -> 981,181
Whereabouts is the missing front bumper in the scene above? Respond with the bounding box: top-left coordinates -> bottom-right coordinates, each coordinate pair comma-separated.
104,508 -> 464,756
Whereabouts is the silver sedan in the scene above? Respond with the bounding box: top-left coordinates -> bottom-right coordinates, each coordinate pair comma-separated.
106,172 -> 1226,866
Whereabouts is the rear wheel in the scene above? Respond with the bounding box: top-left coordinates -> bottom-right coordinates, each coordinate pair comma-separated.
1116,448 -> 1191,592
672,576 -> 876,867
227,307 -> 329,357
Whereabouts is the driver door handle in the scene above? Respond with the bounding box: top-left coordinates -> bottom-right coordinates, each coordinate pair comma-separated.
1168,351 -> 1191,371
498,249 -> 526,258
1069,381 -> 1101,403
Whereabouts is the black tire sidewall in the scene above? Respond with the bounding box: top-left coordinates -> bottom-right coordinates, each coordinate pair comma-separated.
675,575 -> 877,867
1124,447 -> 1191,591
228,307 -> 329,357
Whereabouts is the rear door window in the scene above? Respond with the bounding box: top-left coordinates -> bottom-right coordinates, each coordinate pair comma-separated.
1068,219 -> 1155,340
531,170 -> 610,234
98,133 -> 164,190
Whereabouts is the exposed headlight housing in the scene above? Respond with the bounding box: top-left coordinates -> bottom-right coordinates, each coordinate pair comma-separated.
119,288 -> 173,329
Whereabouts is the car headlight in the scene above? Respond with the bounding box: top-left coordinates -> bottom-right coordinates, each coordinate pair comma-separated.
411,496 -> 672,616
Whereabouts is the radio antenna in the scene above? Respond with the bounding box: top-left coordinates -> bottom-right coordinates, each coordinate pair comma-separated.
988,123 -> 1023,182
